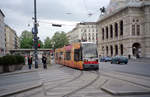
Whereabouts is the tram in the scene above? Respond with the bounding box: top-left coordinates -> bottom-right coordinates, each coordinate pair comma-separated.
55,42 -> 99,70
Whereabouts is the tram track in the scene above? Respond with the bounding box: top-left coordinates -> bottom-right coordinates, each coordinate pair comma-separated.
46,70 -> 83,92
62,71 -> 100,97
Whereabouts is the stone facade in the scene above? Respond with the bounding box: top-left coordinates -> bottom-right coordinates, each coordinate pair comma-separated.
5,25 -> 19,53
0,9 -> 5,56
67,22 -> 98,44
97,1 -> 150,58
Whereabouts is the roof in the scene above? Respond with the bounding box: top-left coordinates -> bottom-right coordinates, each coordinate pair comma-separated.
0,9 -> 5,17
97,1 -> 150,23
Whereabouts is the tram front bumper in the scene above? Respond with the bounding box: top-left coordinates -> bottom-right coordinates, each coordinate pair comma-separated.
83,64 -> 99,70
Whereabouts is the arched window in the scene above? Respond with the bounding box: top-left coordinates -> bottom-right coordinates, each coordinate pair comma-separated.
132,25 -> 135,35
110,45 -> 113,56
115,23 -> 118,37
106,46 -> 108,56
137,25 -> 140,35
102,28 -> 104,40
115,45 -> 118,55
120,44 -> 123,55
120,20 -> 123,36
110,25 -> 113,38
106,26 -> 108,39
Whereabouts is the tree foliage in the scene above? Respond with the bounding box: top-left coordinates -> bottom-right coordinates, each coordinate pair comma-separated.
44,37 -> 52,48
20,30 -> 33,48
20,30 -> 44,48
52,31 -> 69,49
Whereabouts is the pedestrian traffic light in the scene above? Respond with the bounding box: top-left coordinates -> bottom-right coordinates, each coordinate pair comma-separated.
38,43 -> 40,48
52,24 -> 62,27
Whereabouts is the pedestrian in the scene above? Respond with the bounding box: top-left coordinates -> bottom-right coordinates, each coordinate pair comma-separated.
28,55 -> 32,69
42,54 -> 47,69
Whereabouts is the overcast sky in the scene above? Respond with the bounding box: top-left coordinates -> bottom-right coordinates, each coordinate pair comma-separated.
0,0 -> 110,41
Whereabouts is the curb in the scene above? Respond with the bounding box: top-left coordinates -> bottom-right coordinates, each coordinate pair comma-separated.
0,69 -> 37,76
0,81 -> 43,97
101,87 -> 150,96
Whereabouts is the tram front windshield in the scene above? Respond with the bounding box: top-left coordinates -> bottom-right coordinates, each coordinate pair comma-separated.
82,43 -> 98,59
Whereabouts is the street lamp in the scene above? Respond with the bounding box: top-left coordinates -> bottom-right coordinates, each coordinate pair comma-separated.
33,0 -> 38,69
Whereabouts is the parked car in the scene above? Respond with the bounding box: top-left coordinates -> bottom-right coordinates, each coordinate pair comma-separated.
111,56 -> 128,64
100,56 -> 112,62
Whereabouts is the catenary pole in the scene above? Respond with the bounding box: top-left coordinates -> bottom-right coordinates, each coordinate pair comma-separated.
34,0 -> 38,68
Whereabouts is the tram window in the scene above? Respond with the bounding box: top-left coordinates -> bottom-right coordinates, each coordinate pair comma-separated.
56,52 -> 58,60
59,52 -> 63,60
66,51 -> 71,60
74,49 -> 82,61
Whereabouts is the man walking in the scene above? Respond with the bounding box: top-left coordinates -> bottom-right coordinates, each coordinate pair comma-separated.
42,54 -> 47,69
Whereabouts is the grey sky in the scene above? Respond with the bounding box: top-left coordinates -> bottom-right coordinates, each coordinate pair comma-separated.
0,0 -> 110,41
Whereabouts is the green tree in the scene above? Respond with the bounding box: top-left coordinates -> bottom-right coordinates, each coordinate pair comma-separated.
20,30 -> 43,49
52,31 -> 69,49
20,30 -> 33,48
44,37 -> 52,48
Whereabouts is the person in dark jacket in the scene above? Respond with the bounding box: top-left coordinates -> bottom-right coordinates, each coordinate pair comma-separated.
42,55 -> 47,69
28,55 -> 32,69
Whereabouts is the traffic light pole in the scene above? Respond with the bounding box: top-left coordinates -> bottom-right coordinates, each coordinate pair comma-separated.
34,0 -> 38,68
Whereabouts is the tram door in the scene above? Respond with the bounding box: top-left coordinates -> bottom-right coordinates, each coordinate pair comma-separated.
74,49 -> 82,69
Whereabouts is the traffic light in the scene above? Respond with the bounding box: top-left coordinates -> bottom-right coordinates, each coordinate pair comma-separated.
38,43 -> 40,48
52,24 -> 62,27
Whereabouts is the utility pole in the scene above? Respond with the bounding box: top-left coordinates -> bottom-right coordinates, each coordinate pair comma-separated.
33,0 -> 38,68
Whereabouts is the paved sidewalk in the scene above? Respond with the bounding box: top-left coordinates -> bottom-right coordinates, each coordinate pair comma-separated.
0,65 -> 42,97
129,58 -> 150,63
100,70 -> 150,96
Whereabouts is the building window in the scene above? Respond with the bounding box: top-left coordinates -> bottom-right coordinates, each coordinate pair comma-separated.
106,46 -> 108,56
89,37 -> 91,40
96,33 -> 98,40
89,29 -> 90,32
89,33 -> 90,36
137,25 -> 140,35
96,29 -> 98,32
120,44 -> 123,55
92,33 -> 94,36
115,23 -> 118,37
92,37 -> 94,40
106,26 -> 108,39
93,29 -> 94,32
115,45 -> 118,55
132,25 -> 135,35
110,25 -> 113,38
102,46 -> 104,52
110,45 -> 113,56
120,20 -> 123,36
102,28 -> 104,40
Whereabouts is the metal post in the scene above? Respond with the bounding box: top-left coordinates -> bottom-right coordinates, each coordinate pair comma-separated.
34,0 -> 38,68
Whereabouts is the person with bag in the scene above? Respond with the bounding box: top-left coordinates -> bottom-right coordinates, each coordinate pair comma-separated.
28,55 -> 32,69
42,54 -> 47,69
